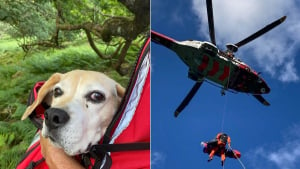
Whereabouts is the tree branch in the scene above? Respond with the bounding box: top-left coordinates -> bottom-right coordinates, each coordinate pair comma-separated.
114,40 -> 132,75
116,40 -> 132,68
20,40 -> 58,52
84,29 -> 110,59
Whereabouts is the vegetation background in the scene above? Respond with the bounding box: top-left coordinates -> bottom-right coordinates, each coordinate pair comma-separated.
0,0 -> 149,168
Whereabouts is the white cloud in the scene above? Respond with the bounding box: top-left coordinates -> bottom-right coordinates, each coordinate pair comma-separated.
151,151 -> 166,168
191,0 -> 299,82
279,60 -> 299,82
267,143 -> 300,169
246,123 -> 300,169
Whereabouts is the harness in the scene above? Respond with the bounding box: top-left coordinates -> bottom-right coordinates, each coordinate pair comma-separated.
17,36 -> 150,169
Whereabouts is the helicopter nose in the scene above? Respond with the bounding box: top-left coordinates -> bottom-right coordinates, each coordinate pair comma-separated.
258,79 -> 270,94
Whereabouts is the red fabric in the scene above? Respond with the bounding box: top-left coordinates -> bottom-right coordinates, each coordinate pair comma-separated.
16,141 -> 49,169
110,70 -> 150,169
33,82 -> 45,99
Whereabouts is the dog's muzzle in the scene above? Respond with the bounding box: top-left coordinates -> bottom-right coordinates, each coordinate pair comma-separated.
44,108 -> 70,130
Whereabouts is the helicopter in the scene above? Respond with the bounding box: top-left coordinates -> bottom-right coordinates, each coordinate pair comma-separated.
151,0 -> 286,117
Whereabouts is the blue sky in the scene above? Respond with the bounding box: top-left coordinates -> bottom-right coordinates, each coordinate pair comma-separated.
151,0 -> 300,169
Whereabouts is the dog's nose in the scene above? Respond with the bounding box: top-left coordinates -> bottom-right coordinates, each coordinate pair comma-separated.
44,108 -> 70,130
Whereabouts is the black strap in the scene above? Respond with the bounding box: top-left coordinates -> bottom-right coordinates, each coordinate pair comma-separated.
25,158 -> 45,169
88,142 -> 149,169
91,152 -> 112,169
81,151 -> 110,169
90,142 -> 150,153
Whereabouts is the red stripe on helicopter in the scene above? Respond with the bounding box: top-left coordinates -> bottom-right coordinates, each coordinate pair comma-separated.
208,61 -> 219,76
198,55 -> 209,72
151,30 -> 176,42
218,65 -> 230,81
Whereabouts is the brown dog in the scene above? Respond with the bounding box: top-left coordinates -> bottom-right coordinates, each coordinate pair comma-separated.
21,70 -> 125,155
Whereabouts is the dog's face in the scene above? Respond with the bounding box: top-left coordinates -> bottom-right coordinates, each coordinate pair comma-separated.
22,70 -> 125,155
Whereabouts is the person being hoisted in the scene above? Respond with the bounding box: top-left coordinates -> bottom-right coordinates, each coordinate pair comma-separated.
206,132 -> 231,166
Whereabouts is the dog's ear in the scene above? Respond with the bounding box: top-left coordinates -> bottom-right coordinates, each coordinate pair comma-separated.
21,73 -> 62,120
116,83 -> 125,99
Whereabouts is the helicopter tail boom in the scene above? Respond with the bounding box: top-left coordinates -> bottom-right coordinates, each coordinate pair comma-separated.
151,30 -> 176,49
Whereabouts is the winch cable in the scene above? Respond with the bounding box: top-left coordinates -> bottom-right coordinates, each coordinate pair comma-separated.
220,63 -> 246,169
220,94 -> 227,132
221,62 -> 232,132
228,145 -> 246,169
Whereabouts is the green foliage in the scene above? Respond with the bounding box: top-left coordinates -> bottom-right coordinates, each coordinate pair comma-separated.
0,120 -> 36,169
58,0 -> 133,24
0,1 -> 56,40
99,0 -> 133,17
0,36 -> 142,168
0,22 -> 12,39
0,0 -> 135,45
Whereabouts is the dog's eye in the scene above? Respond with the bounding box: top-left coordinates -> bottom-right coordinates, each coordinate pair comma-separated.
87,91 -> 105,103
53,87 -> 63,97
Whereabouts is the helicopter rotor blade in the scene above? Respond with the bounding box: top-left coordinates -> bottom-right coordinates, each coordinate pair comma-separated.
252,94 -> 270,106
174,81 -> 203,117
235,16 -> 286,48
206,0 -> 216,45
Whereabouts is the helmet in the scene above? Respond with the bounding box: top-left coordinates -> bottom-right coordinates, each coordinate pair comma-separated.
219,134 -> 228,144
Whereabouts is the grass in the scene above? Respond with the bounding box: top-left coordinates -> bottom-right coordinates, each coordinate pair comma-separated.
0,36 -> 140,168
